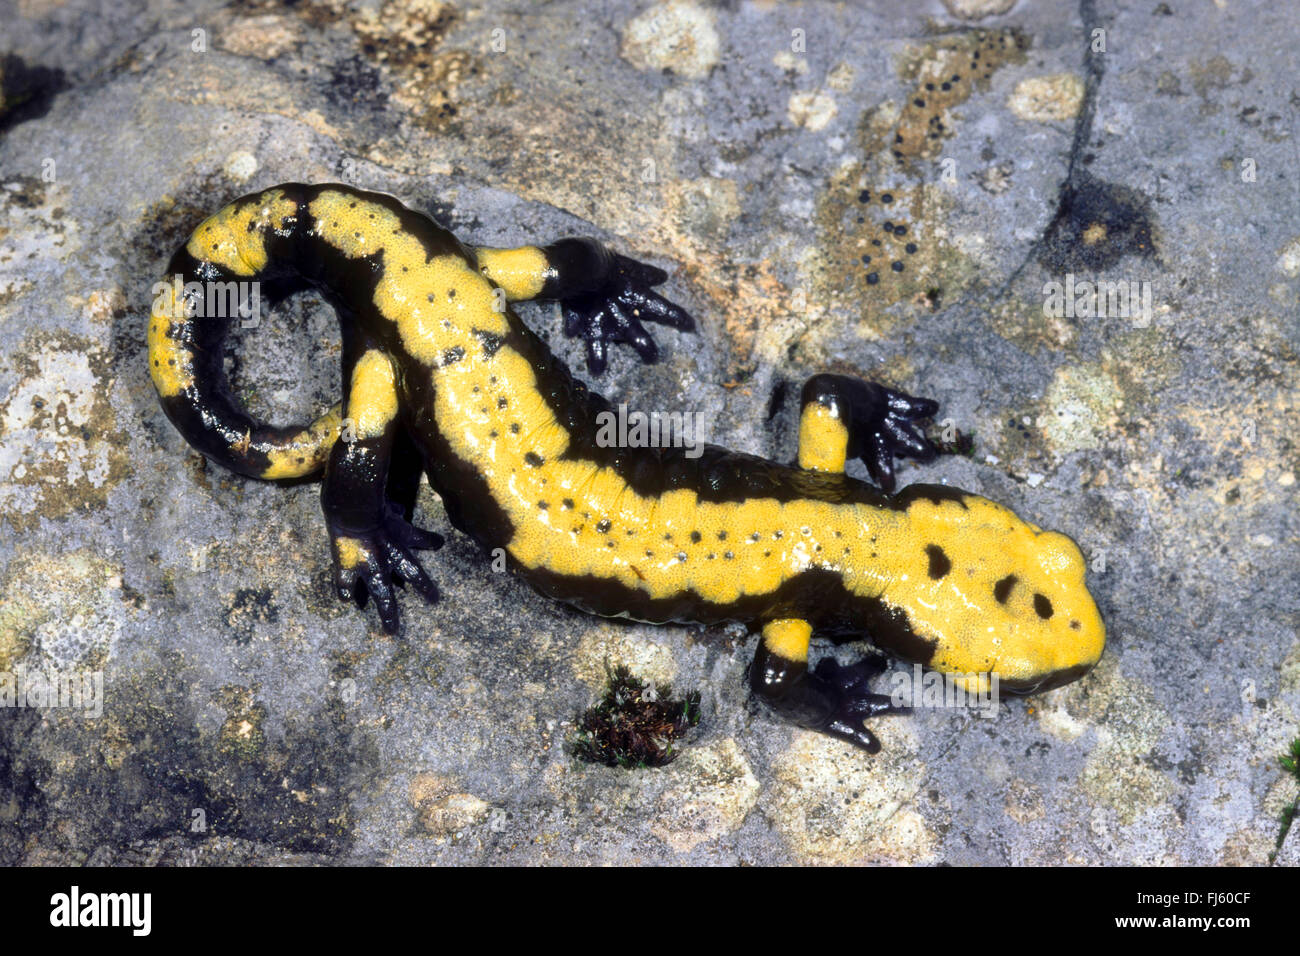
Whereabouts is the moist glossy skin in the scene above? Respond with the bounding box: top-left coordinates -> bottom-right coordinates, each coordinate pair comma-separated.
150,183 -> 1106,752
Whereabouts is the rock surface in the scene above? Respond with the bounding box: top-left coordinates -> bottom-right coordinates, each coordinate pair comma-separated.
0,0 -> 1296,865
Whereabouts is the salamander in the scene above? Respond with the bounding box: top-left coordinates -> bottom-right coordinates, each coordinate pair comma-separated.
148,183 -> 1105,752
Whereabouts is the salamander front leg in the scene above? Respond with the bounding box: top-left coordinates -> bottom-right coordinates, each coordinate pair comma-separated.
798,373 -> 939,492
750,619 -> 906,753
324,349 -> 443,634
474,239 -> 694,374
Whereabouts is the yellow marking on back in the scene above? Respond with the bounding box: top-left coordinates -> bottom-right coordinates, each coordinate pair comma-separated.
260,403 -> 344,479
475,246 -> 550,301
186,189 -> 299,276
428,338 -> 890,605
797,402 -> 849,472
349,350 -> 398,439
147,282 -> 195,397
307,190 -> 508,368
762,619 -> 812,662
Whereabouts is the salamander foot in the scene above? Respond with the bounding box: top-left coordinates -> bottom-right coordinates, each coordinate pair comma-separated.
559,250 -> 695,375
329,503 -> 443,634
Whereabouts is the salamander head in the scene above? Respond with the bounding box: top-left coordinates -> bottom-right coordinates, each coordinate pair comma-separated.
877,486 -> 1106,693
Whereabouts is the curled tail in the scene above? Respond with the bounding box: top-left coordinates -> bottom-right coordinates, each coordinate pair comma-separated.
149,183 -> 345,479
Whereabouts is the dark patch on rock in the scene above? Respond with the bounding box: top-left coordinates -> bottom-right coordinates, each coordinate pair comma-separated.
766,377 -> 788,421
0,54 -> 67,133
223,587 -> 279,644
1039,173 -> 1156,271
11,657 -> 378,861
323,55 -> 389,115
0,708 -> 49,865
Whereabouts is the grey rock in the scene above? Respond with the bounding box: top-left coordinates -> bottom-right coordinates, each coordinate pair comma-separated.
0,0 -> 1295,865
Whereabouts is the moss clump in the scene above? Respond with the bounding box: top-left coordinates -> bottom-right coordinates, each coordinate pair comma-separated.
1270,736 -> 1300,863
572,666 -> 700,769
928,424 -> 976,459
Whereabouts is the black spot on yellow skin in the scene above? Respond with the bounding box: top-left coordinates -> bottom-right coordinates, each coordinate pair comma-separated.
925,544 -> 951,580
1034,593 -> 1054,619
994,574 -> 1017,603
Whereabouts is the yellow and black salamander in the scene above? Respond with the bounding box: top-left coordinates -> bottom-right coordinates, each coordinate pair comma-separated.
149,183 -> 1105,752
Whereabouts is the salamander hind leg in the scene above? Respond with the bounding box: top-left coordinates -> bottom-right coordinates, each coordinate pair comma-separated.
476,239 -> 694,374
324,348 -> 443,634
798,373 -> 939,492
750,619 -> 907,753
